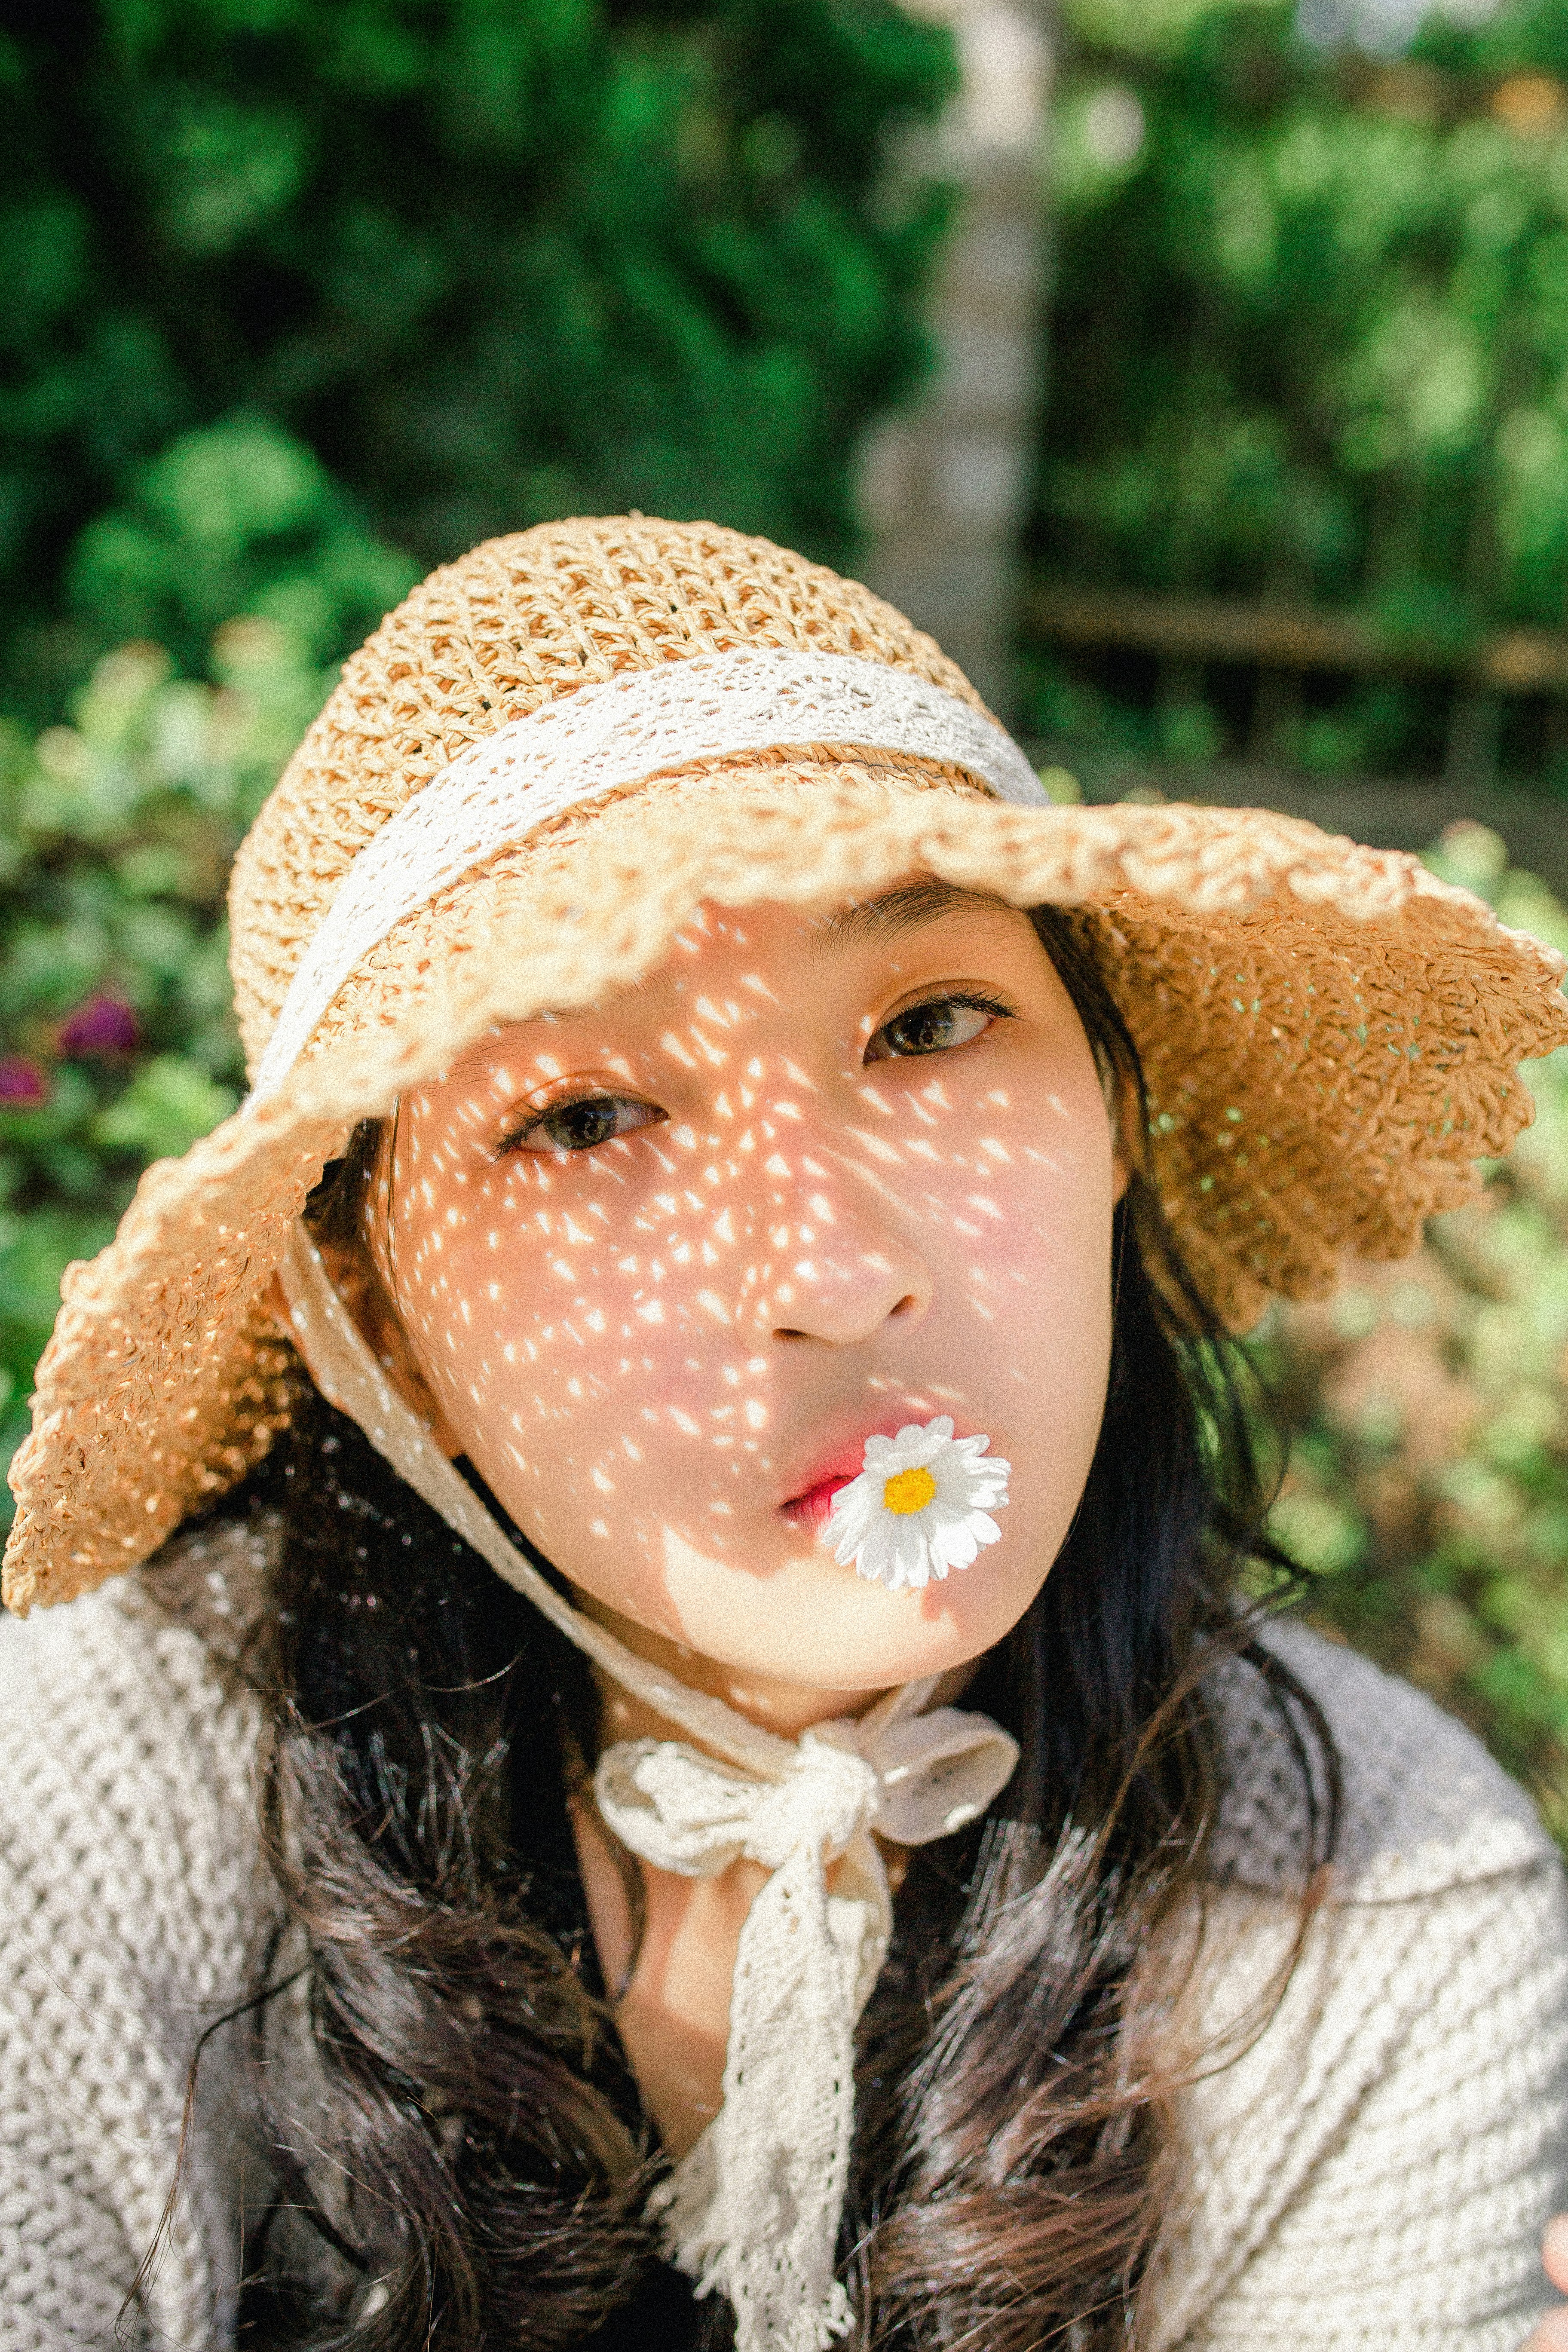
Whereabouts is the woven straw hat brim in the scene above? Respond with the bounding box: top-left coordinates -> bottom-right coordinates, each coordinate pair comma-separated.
5,758 -> 1565,1616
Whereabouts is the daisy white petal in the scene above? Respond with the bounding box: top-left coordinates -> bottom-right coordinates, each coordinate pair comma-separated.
823,1417 -> 1011,1594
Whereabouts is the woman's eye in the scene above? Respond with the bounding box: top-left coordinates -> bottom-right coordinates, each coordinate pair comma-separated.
867,995 -> 1006,1062
504,1094 -> 664,1155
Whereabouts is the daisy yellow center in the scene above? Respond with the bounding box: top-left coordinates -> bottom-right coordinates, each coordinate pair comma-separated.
882,1465 -> 938,1516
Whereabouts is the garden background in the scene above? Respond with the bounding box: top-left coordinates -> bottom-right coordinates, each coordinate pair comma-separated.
3,0 -> 1567,1829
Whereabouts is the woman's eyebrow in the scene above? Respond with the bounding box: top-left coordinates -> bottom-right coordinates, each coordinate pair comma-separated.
434,1011 -> 600,1087
809,879 -> 989,957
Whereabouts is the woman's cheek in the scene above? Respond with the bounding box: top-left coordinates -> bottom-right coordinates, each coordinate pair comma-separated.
957,1148 -> 1116,1535
404,1243 -> 715,1567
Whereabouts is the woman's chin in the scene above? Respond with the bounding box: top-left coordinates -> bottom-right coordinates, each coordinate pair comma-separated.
647,1528 -> 1036,1694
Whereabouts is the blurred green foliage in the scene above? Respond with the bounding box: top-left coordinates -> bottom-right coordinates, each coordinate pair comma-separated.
69,417 -> 422,685
1029,0 -> 1568,783
1255,825 -> 1568,1831
1,0 -> 956,716
0,620 -> 328,1491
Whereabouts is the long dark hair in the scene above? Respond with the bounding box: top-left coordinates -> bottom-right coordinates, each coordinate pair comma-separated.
150,906 -> 1339,2349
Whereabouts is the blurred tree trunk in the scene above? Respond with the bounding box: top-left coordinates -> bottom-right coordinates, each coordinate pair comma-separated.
859,0 -> 1054,720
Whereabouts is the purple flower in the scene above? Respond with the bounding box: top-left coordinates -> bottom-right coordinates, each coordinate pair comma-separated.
58,994 -> 138,1058
0,1056 -> 50,1107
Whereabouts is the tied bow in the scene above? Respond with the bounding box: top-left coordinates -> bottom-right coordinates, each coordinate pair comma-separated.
595,1706 -> 1020,2352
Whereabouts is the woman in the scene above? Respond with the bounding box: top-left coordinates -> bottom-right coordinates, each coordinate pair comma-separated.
3,517 -> 1567,2351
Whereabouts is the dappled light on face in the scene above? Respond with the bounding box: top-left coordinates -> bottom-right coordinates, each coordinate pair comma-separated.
374,893 -> 1121,1690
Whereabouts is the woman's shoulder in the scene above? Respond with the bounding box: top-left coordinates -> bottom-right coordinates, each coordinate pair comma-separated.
0,1519 -> 280,2342
0,1516 -> 273,1988
1207,1615 -> 1557,1900
1152,1623 -> 1568,2352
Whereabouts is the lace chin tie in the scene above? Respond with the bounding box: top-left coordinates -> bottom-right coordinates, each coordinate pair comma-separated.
596,1710 -> 1019,2349
279,1225 -> 1020,2352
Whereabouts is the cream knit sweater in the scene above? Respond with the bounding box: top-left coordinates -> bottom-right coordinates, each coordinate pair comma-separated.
2,1524 -> 1566,2352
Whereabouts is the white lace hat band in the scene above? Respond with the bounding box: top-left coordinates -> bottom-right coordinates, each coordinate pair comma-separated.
250,649 -> 1047,1101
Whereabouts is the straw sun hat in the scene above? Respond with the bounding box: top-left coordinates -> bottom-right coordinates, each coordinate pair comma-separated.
6,514 -> 1567,1617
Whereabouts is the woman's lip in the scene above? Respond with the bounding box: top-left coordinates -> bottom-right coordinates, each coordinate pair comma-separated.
781,1473 -> 858,1534
777,1419 -> 909,1528
778,1412 -> 991,1531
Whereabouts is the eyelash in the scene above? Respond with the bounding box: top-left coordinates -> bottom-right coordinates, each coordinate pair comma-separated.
496,990 -> 1015,1157
864,990 -> 1012,1064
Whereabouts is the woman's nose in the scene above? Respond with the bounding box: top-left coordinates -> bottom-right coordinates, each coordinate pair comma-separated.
735,1166 -> 934,1348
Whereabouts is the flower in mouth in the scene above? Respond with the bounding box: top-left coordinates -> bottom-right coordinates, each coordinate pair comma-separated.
824,1416 -> 1011,1593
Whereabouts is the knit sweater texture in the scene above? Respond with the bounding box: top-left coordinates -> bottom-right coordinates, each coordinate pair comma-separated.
2,1523 -> 1566,2352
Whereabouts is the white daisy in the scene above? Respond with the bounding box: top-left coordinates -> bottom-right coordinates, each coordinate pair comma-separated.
824,1416 -> 1011,1593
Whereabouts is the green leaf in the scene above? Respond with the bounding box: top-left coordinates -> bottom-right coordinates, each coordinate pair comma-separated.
90,1054 -> 238,1159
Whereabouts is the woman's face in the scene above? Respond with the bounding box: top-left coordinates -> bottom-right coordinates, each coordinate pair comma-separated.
374,884 -> 1124,1695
